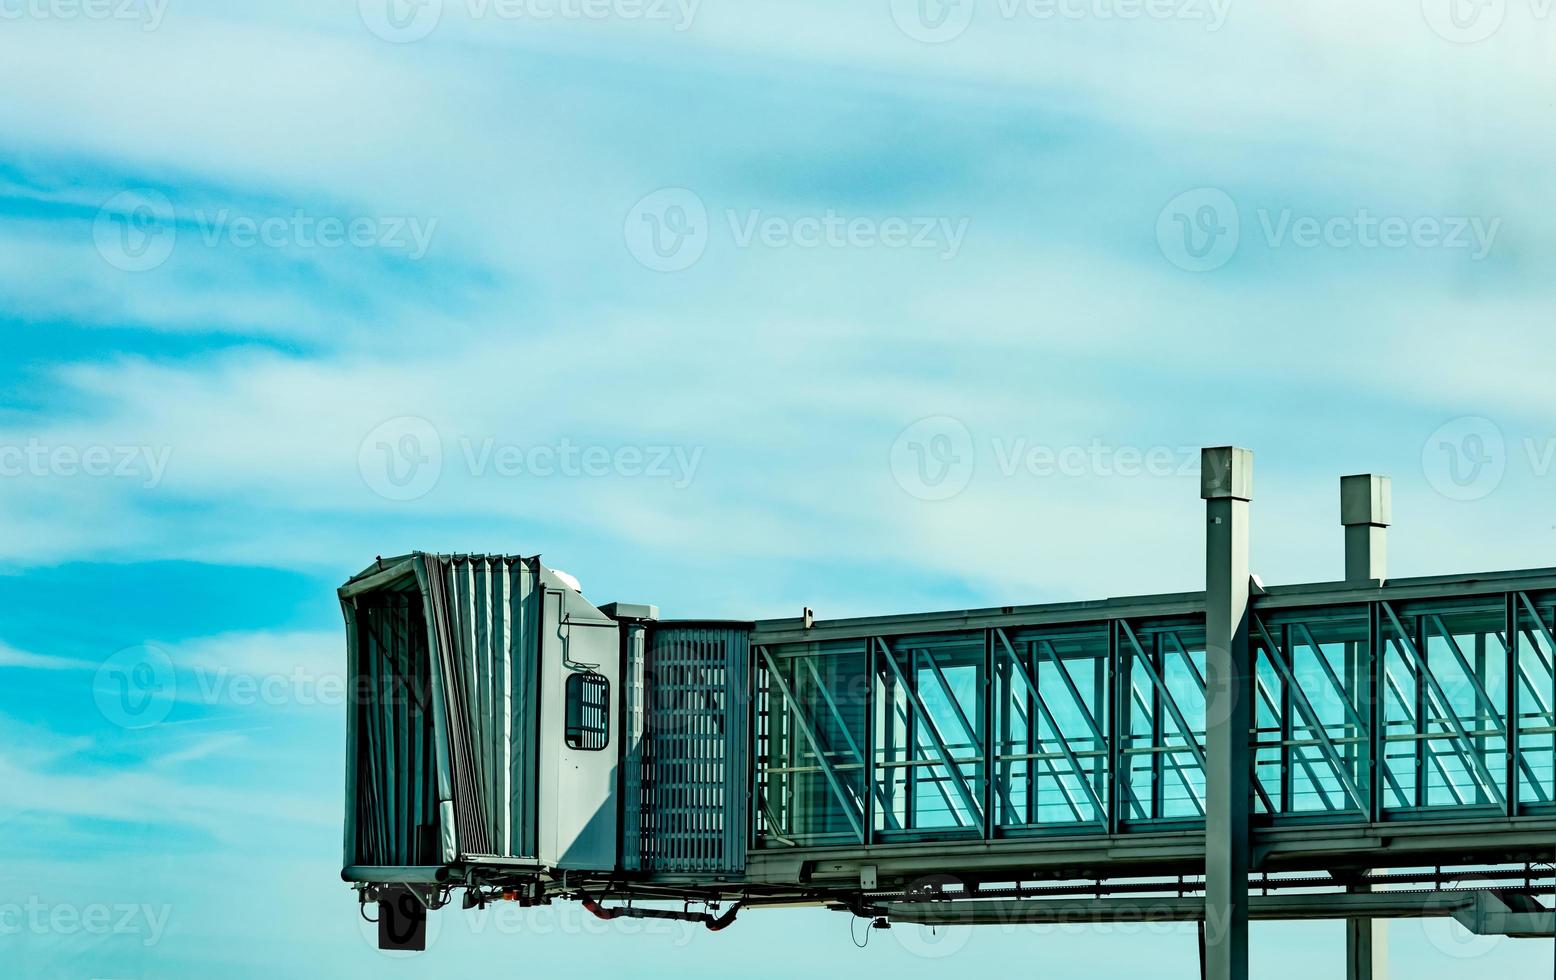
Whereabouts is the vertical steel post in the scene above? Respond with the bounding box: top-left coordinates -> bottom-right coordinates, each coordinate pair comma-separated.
1109,621 -> 1127,834
1341,474 -> 1390,980
1202,446 -> 1253,980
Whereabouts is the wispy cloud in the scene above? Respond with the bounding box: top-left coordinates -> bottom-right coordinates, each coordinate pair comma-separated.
0,639 -> 93,670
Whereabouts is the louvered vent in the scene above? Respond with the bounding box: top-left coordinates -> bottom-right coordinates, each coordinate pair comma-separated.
632,625 -> 750,875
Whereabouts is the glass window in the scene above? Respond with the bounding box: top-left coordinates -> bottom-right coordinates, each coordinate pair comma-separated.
565,672 -> 610,751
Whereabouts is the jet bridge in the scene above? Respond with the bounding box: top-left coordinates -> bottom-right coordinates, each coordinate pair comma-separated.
338,448 -> 1555,979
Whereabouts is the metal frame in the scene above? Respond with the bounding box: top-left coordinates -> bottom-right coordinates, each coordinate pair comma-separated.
339,460 -> 1556,971
751,581 -> 1556,856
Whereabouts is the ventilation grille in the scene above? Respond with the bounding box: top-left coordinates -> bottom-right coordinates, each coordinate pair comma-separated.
634,625 -> 750,875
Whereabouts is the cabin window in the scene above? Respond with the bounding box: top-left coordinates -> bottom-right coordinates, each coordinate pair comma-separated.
565,672 -> 610,751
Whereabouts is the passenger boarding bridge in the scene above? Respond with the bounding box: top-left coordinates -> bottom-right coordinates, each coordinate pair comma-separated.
338,448 -> 1555,979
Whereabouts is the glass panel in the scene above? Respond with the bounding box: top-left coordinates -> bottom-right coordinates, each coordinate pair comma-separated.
1118,619 -> 1205,822
1380,599 -> 1507,812
874,632 -> 984,836
749,586 -> 1556,851
1516,593 -> 1556,806
1251,608 -> 1369,816
755,640 -> 868,846
994,624 -> 1109,828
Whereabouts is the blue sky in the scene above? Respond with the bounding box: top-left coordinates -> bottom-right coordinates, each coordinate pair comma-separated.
2,0 -> 1555,976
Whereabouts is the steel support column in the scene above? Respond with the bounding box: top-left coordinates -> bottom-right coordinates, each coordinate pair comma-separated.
1341,473 -> 1391,980
1203,446 -> 1253,980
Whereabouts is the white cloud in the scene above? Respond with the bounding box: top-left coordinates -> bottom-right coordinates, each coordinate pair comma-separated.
1,0 -> 1552,600
0,639 -> 93,671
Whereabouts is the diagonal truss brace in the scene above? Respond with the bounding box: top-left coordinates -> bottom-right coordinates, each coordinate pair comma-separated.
1289,622 -> 1409,808
916,647 -> 1022,823
797,657 -> 906,831
1425,614 -> 1548,804
1118,621 -> 1209,816
995,630 -> 1107,822
875,638 -> 985,828
757,646 -> 866,843
1252,617 -> 1366,811
1380,603 -> 1505,807
1162,630 -> 1280,814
